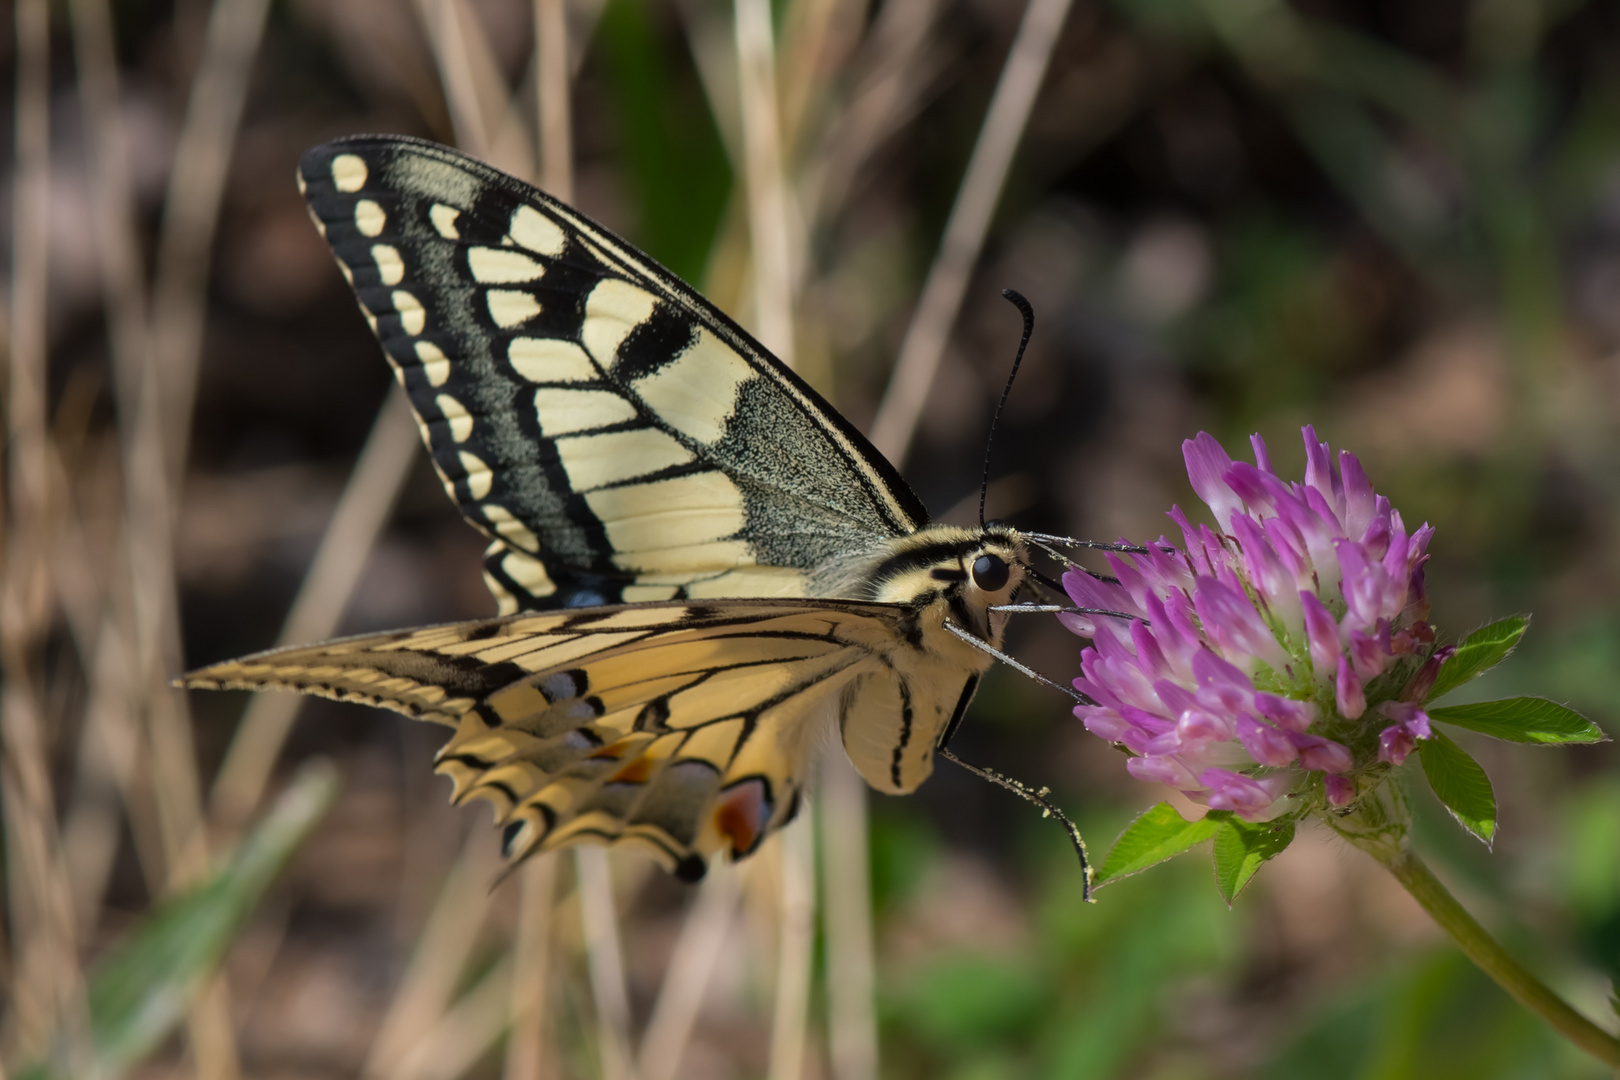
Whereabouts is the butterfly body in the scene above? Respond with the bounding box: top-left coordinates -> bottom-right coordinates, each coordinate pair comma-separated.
185,136 -> 1034,879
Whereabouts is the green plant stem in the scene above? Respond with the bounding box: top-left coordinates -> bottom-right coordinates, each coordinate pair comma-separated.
1382,849 -> 1620,1068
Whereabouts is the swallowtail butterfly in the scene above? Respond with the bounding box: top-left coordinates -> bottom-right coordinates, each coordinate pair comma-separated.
184,136 -> 1063,882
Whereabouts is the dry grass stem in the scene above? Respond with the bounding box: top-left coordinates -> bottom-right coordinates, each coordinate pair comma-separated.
776,0 -> 866,161
733,0 -> 799,366
818,753 -> 878,1080
504,856 -> 560,1080
417,0 -> 492,157
1,2 -> 96,1069
765,817 -> 816,1080
636,864 -> 744,1080
365,826 -> 505,1079
209,388 -> 421,831
577,847 -> 637,1080
869,0 -> 1075,466
798,0 -> 943,232
149,0 -> 276,477
535,0 -> 574,198
395,957 -> 516,1080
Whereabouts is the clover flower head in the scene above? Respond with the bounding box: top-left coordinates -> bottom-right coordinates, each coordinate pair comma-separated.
1062,427 -> 1436,821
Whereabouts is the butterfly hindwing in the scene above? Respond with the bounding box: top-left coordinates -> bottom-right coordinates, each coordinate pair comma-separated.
183,598 -> 967,877
296,136 -> 928,613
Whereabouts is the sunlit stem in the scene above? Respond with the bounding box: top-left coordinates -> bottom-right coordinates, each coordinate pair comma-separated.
1378,848 -> 1620,1068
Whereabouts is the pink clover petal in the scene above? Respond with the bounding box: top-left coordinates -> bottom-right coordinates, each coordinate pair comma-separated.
1375,701 -> 1434,764
1201,768 -> 1290,820
1229,516 -> 1298,628
1301,426 -> 1345,520
1151,678 -> 1199,716
1075,704 -> 1133,739
1325,774 -> 1356,806
1222,462 -> 1277,515
1184,433 -> 1244,531
1339,450 -> 1377,539
1192,578 -> 1288,671
1360,513 -> 1392,560
1177,707 -> 1234,745
1126,754 -> 1201,789
1336,655 -> 1367,718
1190,648 -> 1256,701
1378,700 -> 1433,739
1402,646 -> 1456,702
1129,620 -> 1173,682
1298,590 -> 1343,678
1378,724 -> 1418,765
1249,432 -> 1274,474
1236,715 -> 1298,767
1057,611 -> 1097,638
1261,516 -> 1311,584
1254,692 -> 1314,732
1348,627 -> 1390,682
1291,733 -> 1353,773
1167,505 -> 1211,574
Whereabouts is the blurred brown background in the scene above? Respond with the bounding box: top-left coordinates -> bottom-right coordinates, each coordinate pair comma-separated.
3,0 -> 1619,1077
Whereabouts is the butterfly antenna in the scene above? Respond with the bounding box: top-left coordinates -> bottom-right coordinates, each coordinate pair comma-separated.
979,289 -> 1036,528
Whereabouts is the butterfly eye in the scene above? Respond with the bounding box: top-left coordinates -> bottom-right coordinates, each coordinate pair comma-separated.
971,553 -> 1010,592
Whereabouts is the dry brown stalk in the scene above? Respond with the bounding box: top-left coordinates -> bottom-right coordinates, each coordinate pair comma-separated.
869,0 -> 1077,467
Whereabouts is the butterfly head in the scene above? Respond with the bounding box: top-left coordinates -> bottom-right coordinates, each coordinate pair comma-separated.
848,522 -> 1029,645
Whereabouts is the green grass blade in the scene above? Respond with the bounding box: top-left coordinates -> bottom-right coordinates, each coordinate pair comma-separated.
15,759 -> 339,1080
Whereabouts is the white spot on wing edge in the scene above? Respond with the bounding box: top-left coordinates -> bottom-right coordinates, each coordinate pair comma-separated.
469,247 -> 546,284
582,279 -> 658,370
631,327 -> 756,444
508,337 -> 598,383
431,203 -> 462,238
435,394 -> 474,442
488,289 -> 542,328
331,153 -> 368,192
372,244 -> 405,285
355,199 -> 386,237
416,340 -> 451,386
459,450 -> 494,499
509,205 -> 566,256
393,290 -> 426,335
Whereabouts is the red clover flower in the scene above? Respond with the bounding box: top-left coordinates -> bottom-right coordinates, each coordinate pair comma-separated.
1063,427 -> 1437,823
1051,428 -> 1613,1067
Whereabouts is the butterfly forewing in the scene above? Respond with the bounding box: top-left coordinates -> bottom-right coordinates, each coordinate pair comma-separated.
297,137 -> 927,613
183,599 -> 962,878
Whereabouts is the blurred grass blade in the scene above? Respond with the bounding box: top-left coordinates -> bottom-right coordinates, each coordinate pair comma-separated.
14,760 -> 339,1080
868,0 -> 1075,466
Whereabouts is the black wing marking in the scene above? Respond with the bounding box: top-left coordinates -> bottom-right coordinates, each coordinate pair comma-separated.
297,136 -> 928,612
